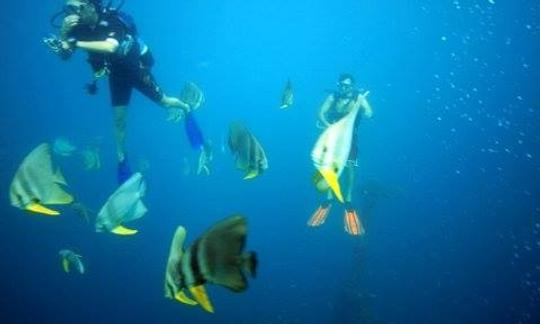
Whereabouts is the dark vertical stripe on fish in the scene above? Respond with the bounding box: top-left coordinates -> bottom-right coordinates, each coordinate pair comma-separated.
189,241 -> 205,286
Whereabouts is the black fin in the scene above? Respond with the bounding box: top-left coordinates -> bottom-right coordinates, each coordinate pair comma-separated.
242,251 -> 258,278
197,215 -> 252,292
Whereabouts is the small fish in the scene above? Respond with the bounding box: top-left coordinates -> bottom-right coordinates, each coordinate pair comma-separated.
228,122 -> 268,180
9,143 -> 73,216
164,215 -> 257,313
59,249 -> 85,274
279,79 -> 294,109
180,81 -> 205,110
52,137 -> 77,157
95,173 -> 147,236
80,146 -> 101,170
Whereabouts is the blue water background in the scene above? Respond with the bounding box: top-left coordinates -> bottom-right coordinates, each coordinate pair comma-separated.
0,1 -> 539,323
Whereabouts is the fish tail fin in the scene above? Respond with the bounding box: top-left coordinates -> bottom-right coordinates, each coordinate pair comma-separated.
242,251 -> 258,278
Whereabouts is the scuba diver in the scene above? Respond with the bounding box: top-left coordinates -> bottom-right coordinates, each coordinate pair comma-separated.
44,0 -> 190,184
309,73 -> 373,236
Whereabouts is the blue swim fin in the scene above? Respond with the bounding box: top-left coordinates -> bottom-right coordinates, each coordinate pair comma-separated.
184,112 -> 205,150
117,157 -> 133,185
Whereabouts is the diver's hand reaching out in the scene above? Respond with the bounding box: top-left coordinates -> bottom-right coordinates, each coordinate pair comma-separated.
43,34 -> 74,59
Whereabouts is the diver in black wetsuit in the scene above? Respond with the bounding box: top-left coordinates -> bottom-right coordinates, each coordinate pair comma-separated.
44,0 -> 190,184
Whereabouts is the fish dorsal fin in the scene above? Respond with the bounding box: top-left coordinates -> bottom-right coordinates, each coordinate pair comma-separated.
175,290 -> 198,306
111,225 -> 138,236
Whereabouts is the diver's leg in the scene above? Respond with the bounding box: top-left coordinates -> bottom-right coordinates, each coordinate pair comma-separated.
343,162 -> 365,236
109,72 -> 133,184
113,106 -> 127,162
345,163 -> 355,203
134,69 -> 189,120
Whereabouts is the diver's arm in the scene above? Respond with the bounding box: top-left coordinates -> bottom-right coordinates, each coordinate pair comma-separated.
355,91 -> 373,119
362,98 -> 373,119
73,39 -> 119,54
318,95 -> 334,127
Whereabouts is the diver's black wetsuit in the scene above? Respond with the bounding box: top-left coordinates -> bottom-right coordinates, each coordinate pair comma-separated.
66,11 -> 163,106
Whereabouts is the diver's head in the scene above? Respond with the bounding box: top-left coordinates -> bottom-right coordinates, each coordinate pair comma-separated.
337,73 -> 355,97
64,0 -> 100,27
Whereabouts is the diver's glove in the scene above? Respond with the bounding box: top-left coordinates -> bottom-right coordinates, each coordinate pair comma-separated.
43,34 -> 75,60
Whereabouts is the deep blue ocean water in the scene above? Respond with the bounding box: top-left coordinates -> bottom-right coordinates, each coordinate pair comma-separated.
1,1 -> 539,323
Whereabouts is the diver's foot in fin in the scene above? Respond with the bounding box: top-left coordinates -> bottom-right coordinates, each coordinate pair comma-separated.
117,156 -> 132,185
308,202 -> 332,227
343,206 -> 365,236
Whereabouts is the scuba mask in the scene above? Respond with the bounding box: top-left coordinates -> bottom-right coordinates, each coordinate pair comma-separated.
337,81 -> 355,98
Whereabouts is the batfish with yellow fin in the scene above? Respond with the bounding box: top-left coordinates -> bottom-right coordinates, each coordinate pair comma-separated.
95,172 -> 147,236
59,249 -> 85,274
279,79 -> 294,109
9,143 -> 73,216
311,103 -> 361,203
164,215 -> 258,313
228,122 -> 268,180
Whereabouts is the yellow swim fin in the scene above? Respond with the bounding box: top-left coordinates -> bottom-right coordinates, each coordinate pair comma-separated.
189,285 -> 214,313
62,258 -> 70,273
319,168 -> 344,203
175,290 -> 198,306
243,170 -> 259,180
26,202 -> 60,216
111,225 -> 138,236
